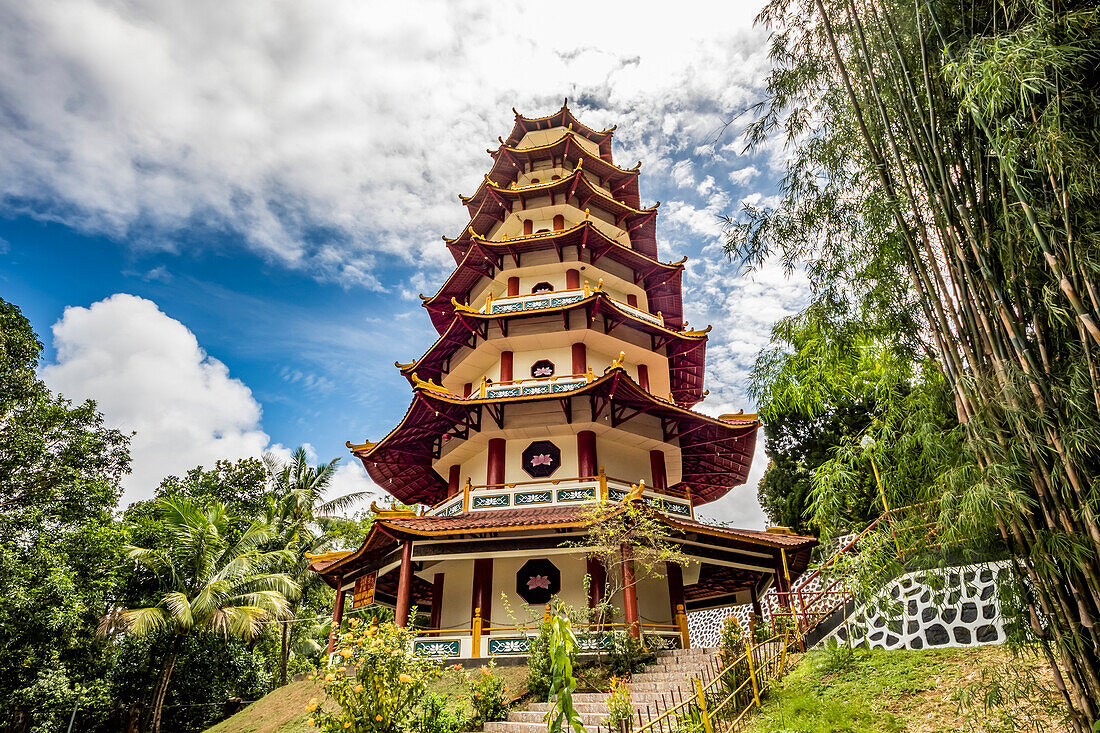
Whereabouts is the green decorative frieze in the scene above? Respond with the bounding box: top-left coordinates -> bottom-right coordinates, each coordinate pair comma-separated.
414,639 -> 461,657
472,494 -> 510,509
557,487 -> 596,502
487,637 -> 530,655
515,490 -> 552,505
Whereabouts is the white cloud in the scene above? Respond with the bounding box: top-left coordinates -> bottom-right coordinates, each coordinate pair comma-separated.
728,166 -> 760,185
0,0 -> 771,288
41,294 -> 271,505
39,293 -> 394,508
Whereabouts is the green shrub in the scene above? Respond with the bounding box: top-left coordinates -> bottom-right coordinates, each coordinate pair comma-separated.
410,693 -> 467,733
307,618 -> 441,733
605,631 -> 652,677
525,619 -> 554,700
465,661 -> 510,725
606,676 -> 632,731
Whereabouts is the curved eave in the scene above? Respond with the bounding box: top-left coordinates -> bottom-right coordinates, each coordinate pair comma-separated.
467,133 -> 640,209
405,293 -> 707,405
462,168 -> 656,224
351,369 -> 757,507
316,504 -> 816,585
429,221 -> 682,332
505,102 -> 614,158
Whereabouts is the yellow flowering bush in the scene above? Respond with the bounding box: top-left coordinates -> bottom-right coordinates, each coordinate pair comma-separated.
307,618 -> 441,733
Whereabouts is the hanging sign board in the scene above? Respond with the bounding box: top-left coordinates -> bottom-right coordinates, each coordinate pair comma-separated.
352,572 -> 376,609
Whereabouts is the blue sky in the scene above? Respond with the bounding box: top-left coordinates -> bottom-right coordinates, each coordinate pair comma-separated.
0,0 -> 808,526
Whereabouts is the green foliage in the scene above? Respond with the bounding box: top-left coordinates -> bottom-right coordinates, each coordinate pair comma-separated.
735,0 -> 1100,720
309,618 -> 441,733
464,660 -> 510,725
606,676 -> 632,730
410,692 -> 467,733
605,630 -> 653,677
524,618 -> 554,701
544,607 -> 585,733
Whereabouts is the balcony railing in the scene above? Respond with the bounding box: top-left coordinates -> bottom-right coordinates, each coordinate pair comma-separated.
477,284 -> 664,326
476,372 -> 591,399
426,469 -> 694,518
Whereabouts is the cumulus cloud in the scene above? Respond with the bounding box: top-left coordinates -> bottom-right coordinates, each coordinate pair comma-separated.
0,0 -> 772,289
41,294 -> 272,504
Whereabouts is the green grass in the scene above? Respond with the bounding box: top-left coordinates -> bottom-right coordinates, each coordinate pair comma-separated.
745,645 -> 1070,733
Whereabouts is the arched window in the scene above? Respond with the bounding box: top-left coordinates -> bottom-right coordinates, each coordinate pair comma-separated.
553,215 -> 565,231
523,219 -> 533,236
551,175 -> 561,181
531,178 -> 541,184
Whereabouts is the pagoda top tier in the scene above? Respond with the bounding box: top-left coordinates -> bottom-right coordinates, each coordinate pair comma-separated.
504,100 -> 615,160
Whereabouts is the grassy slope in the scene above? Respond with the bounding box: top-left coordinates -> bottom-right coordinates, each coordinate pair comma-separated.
204,665 -> 530,733
747,646 -> 1071,733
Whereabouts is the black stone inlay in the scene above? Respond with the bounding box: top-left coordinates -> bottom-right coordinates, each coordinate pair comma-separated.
907,621 -> 919,634
961,602 -> 978,623
886,634 -> 899,646
980,568 -> 993,583
926,624 -> 949,646
976,624 -> 999,642
980,585 -> 995,600
983,604 -> 997,619
942,608 -> 958,624
953,627 -> 972,644
911,637 -> 924,650
908,600 -> 918,616
921,608 -> 936,623
888,620 -> 902,635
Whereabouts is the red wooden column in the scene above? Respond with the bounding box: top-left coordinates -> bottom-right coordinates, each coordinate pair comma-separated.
395,541 -> 414,627
621,544 -> 640,637
572,343 -> 587,375
566,268 -> 580,290
472,558 -> 494,630
499,352 -> 513,382
587,556 -> 606,611
577,430 -> 598,478
487,438 -> 506,488
448,465 -> 461,498
666,562 -> 686,618
650,450 -> 668,492
429,573 -> 445,631
637,364 -> 650,391
507,277 -> 520,297
326,574 -> 345,655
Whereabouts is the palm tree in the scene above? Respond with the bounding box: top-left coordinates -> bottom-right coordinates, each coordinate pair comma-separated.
264,447 -> 370,684
103,497 -> 297,733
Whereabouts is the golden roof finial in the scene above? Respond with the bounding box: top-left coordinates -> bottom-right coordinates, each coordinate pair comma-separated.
418,293 -> 431,301
584,208 -> 590,220
683,325 -> 713,336
370,500 -> 417,519
450,297 -> 478,314
395,360 -> 416,370
609,351 -> 626,370
625,480 -> 646,503
346,439 -> 377,452
595,278 -> 604,292
410,372 -> 454,395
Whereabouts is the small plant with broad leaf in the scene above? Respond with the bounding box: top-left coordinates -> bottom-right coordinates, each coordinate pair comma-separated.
545,603 -> 586,733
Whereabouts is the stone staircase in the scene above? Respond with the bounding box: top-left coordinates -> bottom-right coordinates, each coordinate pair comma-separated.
485,647 -> 722,733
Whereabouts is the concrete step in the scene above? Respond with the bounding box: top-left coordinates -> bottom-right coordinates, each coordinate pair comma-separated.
656,648 -> 718,658
644,660 -> 719,673
528,702 -> 608,714
506,711 -> 609,726
628,670 -> 709,683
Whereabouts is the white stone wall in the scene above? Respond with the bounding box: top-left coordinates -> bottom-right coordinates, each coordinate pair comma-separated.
687,560 -> 1011,651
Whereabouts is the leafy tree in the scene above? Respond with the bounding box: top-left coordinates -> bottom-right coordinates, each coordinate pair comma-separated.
731,0 -> 1100,727
264,446 -> 368,685
155,458 -> 270,518
103,496 -> 297,733
0,298 -> 132,731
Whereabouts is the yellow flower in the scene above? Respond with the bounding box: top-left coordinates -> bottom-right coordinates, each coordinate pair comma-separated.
339,648 -> 353,658
399,673 -> 414,684
375,715 -> 384,722
324,673 -> 337,682
307,720 -> 315,727
307,698 -> 319,712
355,684 -> 364,693
344,724 -> 351,729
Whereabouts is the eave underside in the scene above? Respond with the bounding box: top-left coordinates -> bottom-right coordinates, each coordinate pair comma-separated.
352,370 -> 756,506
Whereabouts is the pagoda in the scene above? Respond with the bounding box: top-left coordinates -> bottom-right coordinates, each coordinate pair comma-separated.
312,102 -> 817,659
